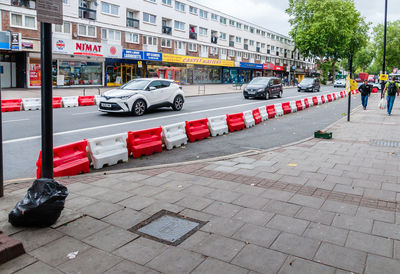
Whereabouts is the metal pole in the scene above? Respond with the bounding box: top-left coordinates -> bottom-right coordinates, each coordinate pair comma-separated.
347,54 -> 353,122
0,72 -> 3,197
40,22 -> 53,179
381,0 -> 388,96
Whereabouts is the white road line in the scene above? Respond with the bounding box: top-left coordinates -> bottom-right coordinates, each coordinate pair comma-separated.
3,118 -> 29,123
71,111 -> 100,116
3,90 -> 338,144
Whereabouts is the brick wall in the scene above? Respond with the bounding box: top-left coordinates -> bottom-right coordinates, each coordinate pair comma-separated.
2,10 -> 40,39
158,37 -> 174,54
122,32 -> 142,50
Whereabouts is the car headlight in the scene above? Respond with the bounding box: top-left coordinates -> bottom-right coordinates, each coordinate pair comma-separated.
258,88 -> 264,92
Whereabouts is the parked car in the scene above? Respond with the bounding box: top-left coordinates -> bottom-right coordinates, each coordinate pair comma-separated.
98,78 -> 184,116
243,77 -> 283,99
355,78 -> 362,83
298,77 -> 320,92
368,75 -> 375,82
334,79 -> 346,88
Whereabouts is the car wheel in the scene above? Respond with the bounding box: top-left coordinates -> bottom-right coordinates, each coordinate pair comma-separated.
278,90 -> 283,98
132,99 -> 146,116
172,95 -> 184,111
244,96 -> 249,99
265,92 -> 270,100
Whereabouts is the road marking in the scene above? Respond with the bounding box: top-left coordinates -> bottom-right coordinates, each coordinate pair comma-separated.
72,111 -> 100,116
3,118 -> 29,123
3,90 -> 339,144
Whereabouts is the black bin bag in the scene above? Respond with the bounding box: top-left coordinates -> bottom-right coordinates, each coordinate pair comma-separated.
9,179 -> 69,227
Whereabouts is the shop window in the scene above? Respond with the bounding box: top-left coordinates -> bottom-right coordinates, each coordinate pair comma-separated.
102,28 -> 121,41
174,20 -> 185,31
161,38 -> 171,48
188,43 -> 197,52
220,49 -> 227,55
54,22 -> 71,34
256,55 -> 261,60
101,2 -> 119,16
210,47 -> 218,55
143,12 -> 156,24
78,24 -> 96,37
237,51 -> 242,57
126,32 -> 139,44
58,61 -> 102,86
243,53 -> 248,59
11,13 -> 36,29
199,27 -> 207,36
175,1 -> 185,12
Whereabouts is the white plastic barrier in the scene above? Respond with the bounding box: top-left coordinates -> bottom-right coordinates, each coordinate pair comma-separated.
95,95 -> 102,105
290,101 -> 298,112
308,97 -> 314,107
243,110 -> 255,128
207,115 -> 229,137
162,122 -> 188,150
258,106 -> 268,121
62,96 -> 79,108
87,133 -> 128,169
317,97 -> 323,105
274,104 -> 284,116
301,100 -> 306,110
22,98 -> 41,111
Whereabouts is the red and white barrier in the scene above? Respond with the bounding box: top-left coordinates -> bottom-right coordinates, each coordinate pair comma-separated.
258,106 -> 269,121
62,96 -> 79,108
243,110 -> 255,128
274,104 -> 284,116
208,115 -> 229,137
22,98 -> 41,111
162,122 -> 188,150
290,101 -> 297,113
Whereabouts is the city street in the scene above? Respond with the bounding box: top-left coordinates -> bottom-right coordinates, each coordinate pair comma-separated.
2,86 -> 358,181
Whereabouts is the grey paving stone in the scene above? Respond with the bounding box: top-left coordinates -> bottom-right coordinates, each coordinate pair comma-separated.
203,201 -> 242,218
12,227 -> 64,252
232,223 -> 280,248
288,194 -> 325,209
277,168 -> 302,177
176,195 -> 214,211
83,225 -> 139,252
214,160 -> 239,167
295,207 -> 335,225
382,183 -> 400,192
57,216 -> 109,240
233,184 -> 266,196
109,203 -> 151,224
255,171 -> 282,181
206,189 -> 242,203
15,261 -> 63,274
65,182 -> 92,192
232,156 -> 257,164
324,175 -> 353,186
141,201 -> 184,216
318,167 -> 343,177
50,208 -> 83,229
352,179 -> 382,190
146,247 -> 206,274
191,257 -> 248,274
118,196 -> 155,211
104,260 -> 159,274
182,185 -> 215,197
151,190 -> 185,203
365,254 -> 400,274
372,221 -> 400,240
209,180 -> 242,190
305,179 -> 336,190
278,256 -> 335,274
314,243 -> 366,273
304,223 -> 348,246
141,177 -> 170,187
65,196 -> 99,210
356,206 -> 395,223
232,244 -> 287,274
271,232 -> 320,259
235,164 -> 256,170
119,172 -> 151,182
332,214 -> 373,233
214,166 -> 240,172
81,201 -> 124,219
279,175 -> 308,185
0,254 -> 37,273
266,215 -> 309,235
30,236 -> 91,267
58,248 -> 123,274
232,194 -> 270,210
364,188 -> 396,201
130,185 -> 165,197
321,200 -> 358,215
179,209 -> 214,222
79,185 -> 110,197
333,184 -> 364,196
233,207 -> 274,226
201,216 -> 244,237
113,237 -> 168,265
346,231 -> 393,257
395,240 -> 400,259
261,189 -> 294,202
111,181 -> 144,192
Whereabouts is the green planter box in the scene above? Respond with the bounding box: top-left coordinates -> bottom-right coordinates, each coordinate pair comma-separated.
314,131 -> 332,139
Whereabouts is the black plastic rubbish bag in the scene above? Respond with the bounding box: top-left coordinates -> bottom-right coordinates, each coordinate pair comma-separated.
9,179 -> 69,227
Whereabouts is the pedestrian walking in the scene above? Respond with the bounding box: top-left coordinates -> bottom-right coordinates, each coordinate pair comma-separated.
383,76 -> 400,116
358,80 -> 372,110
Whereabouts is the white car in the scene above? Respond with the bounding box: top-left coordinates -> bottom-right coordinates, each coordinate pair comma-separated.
98,78 -> 185,116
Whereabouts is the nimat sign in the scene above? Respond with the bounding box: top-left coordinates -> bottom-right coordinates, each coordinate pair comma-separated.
163,54 -> 234,67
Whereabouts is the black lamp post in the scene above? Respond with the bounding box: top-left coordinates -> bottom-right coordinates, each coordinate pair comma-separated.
381,0 -> 388,95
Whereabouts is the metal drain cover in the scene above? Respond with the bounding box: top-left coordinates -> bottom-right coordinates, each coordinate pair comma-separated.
129,210 -> 206,246
370,139 -> 400,148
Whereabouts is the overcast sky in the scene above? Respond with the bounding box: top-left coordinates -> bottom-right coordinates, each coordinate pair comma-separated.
196,0 -> 400,37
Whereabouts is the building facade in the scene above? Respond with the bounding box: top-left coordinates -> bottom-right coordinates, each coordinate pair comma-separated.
0,0 -> 315,88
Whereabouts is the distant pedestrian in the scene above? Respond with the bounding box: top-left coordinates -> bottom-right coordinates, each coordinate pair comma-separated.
383,76 -> 400,116
358,80 -> 372,110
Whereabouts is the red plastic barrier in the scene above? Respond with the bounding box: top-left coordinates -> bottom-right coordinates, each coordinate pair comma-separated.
266,105 -> 276,119
295,100 -> 303,111
185,119 -> 210,142
252,108 -> 262,124
281,102 -> 291,114
226,113 -> 245,132
127,127 -> 162,158
36,140 -> 89,178
312,96 -> 318,105
372,87 -> 378,93
78,96 -> 95,106
1,99 -> 22,112
321,96 -> 326,104
327,94 -> 333,102
340,91 -> 344,98
53,97 -> 62,108
304,98 -> 310,108
332,93 -> 337,100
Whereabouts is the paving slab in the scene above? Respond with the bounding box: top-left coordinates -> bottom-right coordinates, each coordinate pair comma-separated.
271,232 -> 320,259
266,214 -> 309,235
83,226 -> 139,252
191,257 -> 248,274
278,256 -> 335,274
232,223 -> 280,248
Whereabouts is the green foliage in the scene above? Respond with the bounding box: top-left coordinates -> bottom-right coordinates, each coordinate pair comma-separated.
354,44 -> 375,72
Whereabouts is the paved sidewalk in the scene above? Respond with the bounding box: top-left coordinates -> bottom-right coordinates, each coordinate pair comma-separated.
1,84 -> 298,100
1,94 -> 400,273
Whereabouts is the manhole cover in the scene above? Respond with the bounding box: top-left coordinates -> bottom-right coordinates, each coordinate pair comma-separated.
370,139 -> 400,148
129,210 -> 206,246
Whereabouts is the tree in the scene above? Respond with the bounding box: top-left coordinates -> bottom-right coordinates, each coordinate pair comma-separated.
286,0 -> 369,82
354,44 -> 375,72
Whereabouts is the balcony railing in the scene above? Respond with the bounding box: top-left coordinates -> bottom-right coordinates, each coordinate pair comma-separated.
127,18 -> 139,28
162,26 -> 172,35
244,44 -> 248,50
211,36 -> 218,44
267,49 -> 271,54
189,32 -> 197,40
79,7 -> 96,20
11,0 -> 35,8
229,41 -> 234,47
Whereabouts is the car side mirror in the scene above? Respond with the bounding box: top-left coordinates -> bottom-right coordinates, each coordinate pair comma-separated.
149,86 -> 156,91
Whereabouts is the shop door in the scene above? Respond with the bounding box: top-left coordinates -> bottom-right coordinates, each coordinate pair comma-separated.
122,65 -> 134,84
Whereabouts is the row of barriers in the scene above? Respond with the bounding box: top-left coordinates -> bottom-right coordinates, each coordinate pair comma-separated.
1,95 -> 100,112
35,90 -> 359,178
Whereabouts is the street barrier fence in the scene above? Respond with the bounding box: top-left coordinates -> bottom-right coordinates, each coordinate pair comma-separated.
162,122 -> 188,150
22,98 -> 40,111
266,105 -> 276,119
207,115 -> 229,137
295,100 -> 303,111
281,102 -> 291,115
258,106 -> 269,121
289,101 -> 298,112
62,96 -> 79,108
226,113 -> 245,132
274,103 -> 284,116
78,96 -> 95,106
1,99 -> 22,112
252,108 -> 262,124
185,118 -> 210,142
243,110 -> 256,128
52,97 -> 62,108
127,127 -> 163,158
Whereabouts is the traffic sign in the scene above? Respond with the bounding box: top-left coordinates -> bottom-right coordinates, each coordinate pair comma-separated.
36,0 -> 63,25
380,74 -> 388,81
350,79 -> 358,91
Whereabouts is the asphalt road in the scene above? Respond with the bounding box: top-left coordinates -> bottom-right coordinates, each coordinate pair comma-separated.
2,86 -> 360,181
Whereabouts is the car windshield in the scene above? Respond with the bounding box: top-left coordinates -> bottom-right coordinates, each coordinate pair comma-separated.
301,78 -> 314,84
249,78 -> 270,85
119,80 -> 150,90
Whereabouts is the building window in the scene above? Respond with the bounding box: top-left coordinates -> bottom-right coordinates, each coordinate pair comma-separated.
229,20 -> 235,26
271,45 -> 275,51
219,16 -> 226,24
126,32 -> 139,43
54,22 -> 71,34
249,40 -> 254,46
235,37 -> 241,43
11,13 -> 36,29
162,0 -> 172,5
101,2 -> 119,16
146,0 -> 156,2
101,28 -> 121,41
219,32 -> 226,40
143,35 -> 157,45
261,31 -> 265,36
174,20 -> 185,31
201,45 -> 208,53
256,55 -> 261,60
210,47 -> 218,54
250,27 -> 254,33
188,43 -> 197,52
175,1 -> 185,12
244,25 -> 248,31
229,50 -> 234,57
199,10 -> 208,19
250,53 -> 254,59
78,24 -> 96,37
174,41 -> 186,49
189,6 -> 197,14
126,10 -> 139,28
237,51 -> 242,57
211,13 -> 218,21
199,27 -> 207,36
261,43 -> 265,48
221,48 -> 227,55
244,52 -> 249,59
161,38 -> 172,48
236,23 -> 241,29
143,12 -> 156,24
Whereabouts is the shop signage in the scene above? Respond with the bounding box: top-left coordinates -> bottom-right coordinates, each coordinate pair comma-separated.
74,42 -> 103,56
274,66 -> 284,71
0,31 -> 10,50
144,51 -> 162,61
263,63 -> 274,70
52,38 -> 121,58
240,62 -> 263,69
11,33 -> 20,50
21,41 -> 34,49
163,54 -> 234,67
122,49 -> 162,61
29,59 -> 41,87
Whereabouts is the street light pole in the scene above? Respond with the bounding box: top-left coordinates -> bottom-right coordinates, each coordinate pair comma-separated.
381,0 -> 388,95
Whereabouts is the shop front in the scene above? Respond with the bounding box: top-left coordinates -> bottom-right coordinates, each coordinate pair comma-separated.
262,63 -> 274,77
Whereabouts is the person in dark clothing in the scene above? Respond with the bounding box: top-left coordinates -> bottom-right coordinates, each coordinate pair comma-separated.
358,80 -> 372,110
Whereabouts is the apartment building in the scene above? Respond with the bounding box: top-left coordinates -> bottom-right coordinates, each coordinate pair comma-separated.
0,0 -> 315,88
